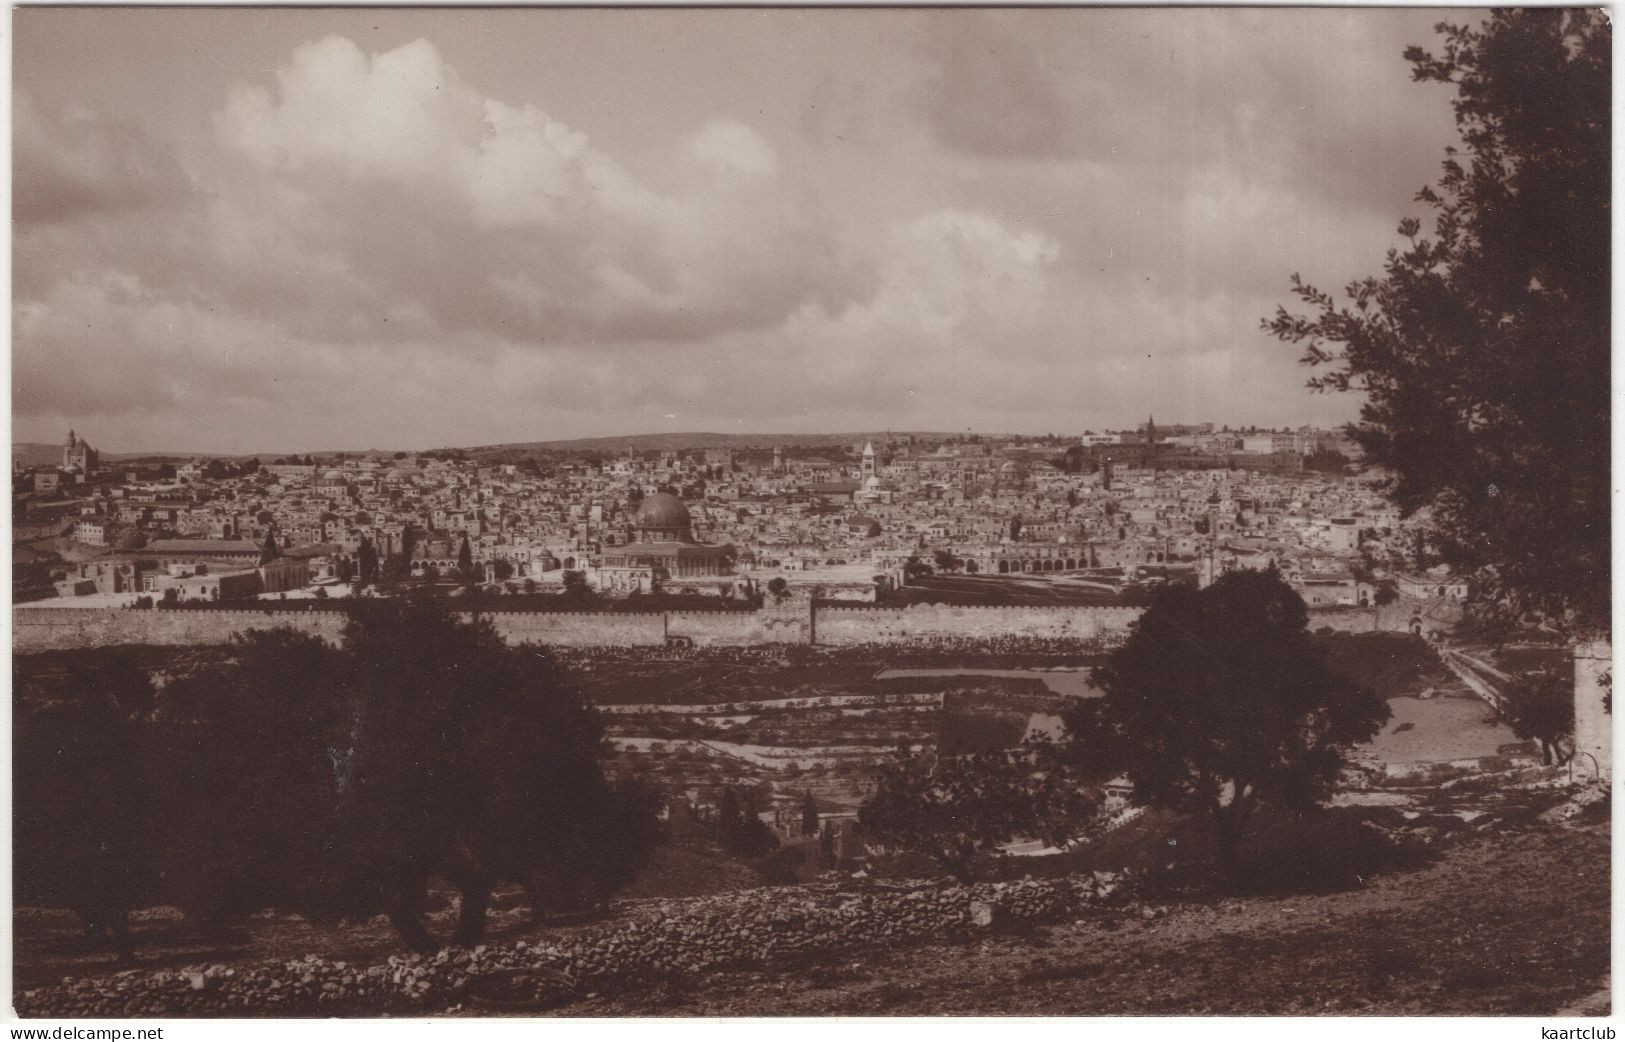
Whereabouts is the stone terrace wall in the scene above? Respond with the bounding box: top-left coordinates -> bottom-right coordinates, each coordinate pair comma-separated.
812,604 -> 1142,646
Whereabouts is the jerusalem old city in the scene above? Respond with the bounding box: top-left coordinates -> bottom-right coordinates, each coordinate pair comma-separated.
8,5 -> 1612,1036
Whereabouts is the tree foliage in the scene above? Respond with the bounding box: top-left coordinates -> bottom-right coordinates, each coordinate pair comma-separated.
859,745 -> 1096,882
14,658 -> 162,949
16,604 -> 660,953
562,569 -> 592,600
716,786 -> 777,857
1302,448 -> 1350,474
162,630 -> 347,920
1499,669 -> 1575,766
326,602 -> 625,932
1264,10 -> 1610,634
800,791 -> 820,837
357,536 -> 379,585
1067,571 -> 1388,865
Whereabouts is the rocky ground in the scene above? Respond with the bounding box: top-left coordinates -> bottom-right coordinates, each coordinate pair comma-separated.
15,792 -> 1608,1017
562,822 -> 1610,1016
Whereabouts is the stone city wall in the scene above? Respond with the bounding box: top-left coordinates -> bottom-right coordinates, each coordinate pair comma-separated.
1304,607 -> 1381,633
14,602 -> 1142,652
19,600 -> 1458,655
480,610 -> 666,648
12,606 -> 672,652
666,606 -> 810,646
812,604 -> 1142,646
12,607 -> 349,652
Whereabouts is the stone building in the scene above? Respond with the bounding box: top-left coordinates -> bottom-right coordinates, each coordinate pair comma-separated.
61,429 -> 99,477
596,493 -> 735,593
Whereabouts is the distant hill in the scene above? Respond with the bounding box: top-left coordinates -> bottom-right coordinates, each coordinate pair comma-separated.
12,443 -> 405,467
448,432 -> 991,455
11,443 -> 63,468
14,432 -> 1005,466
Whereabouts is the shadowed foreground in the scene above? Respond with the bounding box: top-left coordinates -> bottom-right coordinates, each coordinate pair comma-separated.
563,825 -> 1608,1017
16,815 -> 1607,1017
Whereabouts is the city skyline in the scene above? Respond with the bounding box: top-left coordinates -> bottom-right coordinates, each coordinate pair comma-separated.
13,7 -> 1463,453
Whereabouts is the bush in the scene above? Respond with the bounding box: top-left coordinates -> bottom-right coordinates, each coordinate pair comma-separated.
753,847 -> 805,886
1138,807 -> 1433,896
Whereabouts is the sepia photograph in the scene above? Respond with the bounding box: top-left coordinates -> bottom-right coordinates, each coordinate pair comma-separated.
8,4 -> 1612,1025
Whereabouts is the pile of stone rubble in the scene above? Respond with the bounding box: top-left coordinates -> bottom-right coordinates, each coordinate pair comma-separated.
18,872 -> 1130,1017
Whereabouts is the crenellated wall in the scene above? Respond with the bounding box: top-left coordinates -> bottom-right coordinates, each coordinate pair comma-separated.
481,610 -> 666,647
11,606 -> 672,652
13,602 -> 1138,652
13,607 -> 350,651
1305,607 -> 1381,633
666,605 -> 810,646
812,604 -> 1142,645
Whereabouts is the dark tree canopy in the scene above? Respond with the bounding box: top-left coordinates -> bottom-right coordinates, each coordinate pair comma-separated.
562,569 -> 592,600
1068,571 -> 1388,862
327,602 -> 624,928
1265,10 -> 1610,634
16,604 -> 660,955
716,786 -> 777,857
15,658 -> 162,942
800,791 -> 820,837
1499,669 -> 1576,766
162,630 -> 348,920
859,746 -> 1095,882
357,536 -> 379,585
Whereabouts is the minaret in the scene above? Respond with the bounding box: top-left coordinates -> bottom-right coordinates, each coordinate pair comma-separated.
772,446 -> 783,472
862,441 -> 876,479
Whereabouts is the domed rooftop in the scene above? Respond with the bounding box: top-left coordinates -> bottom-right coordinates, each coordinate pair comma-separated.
636,492 -> 691,533
320,468 -> 345,481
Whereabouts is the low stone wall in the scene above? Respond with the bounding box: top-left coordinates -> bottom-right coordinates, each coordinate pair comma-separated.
16,872 -> 1129,1017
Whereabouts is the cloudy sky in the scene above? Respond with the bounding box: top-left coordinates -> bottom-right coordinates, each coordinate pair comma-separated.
14,7 -> 1469,453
